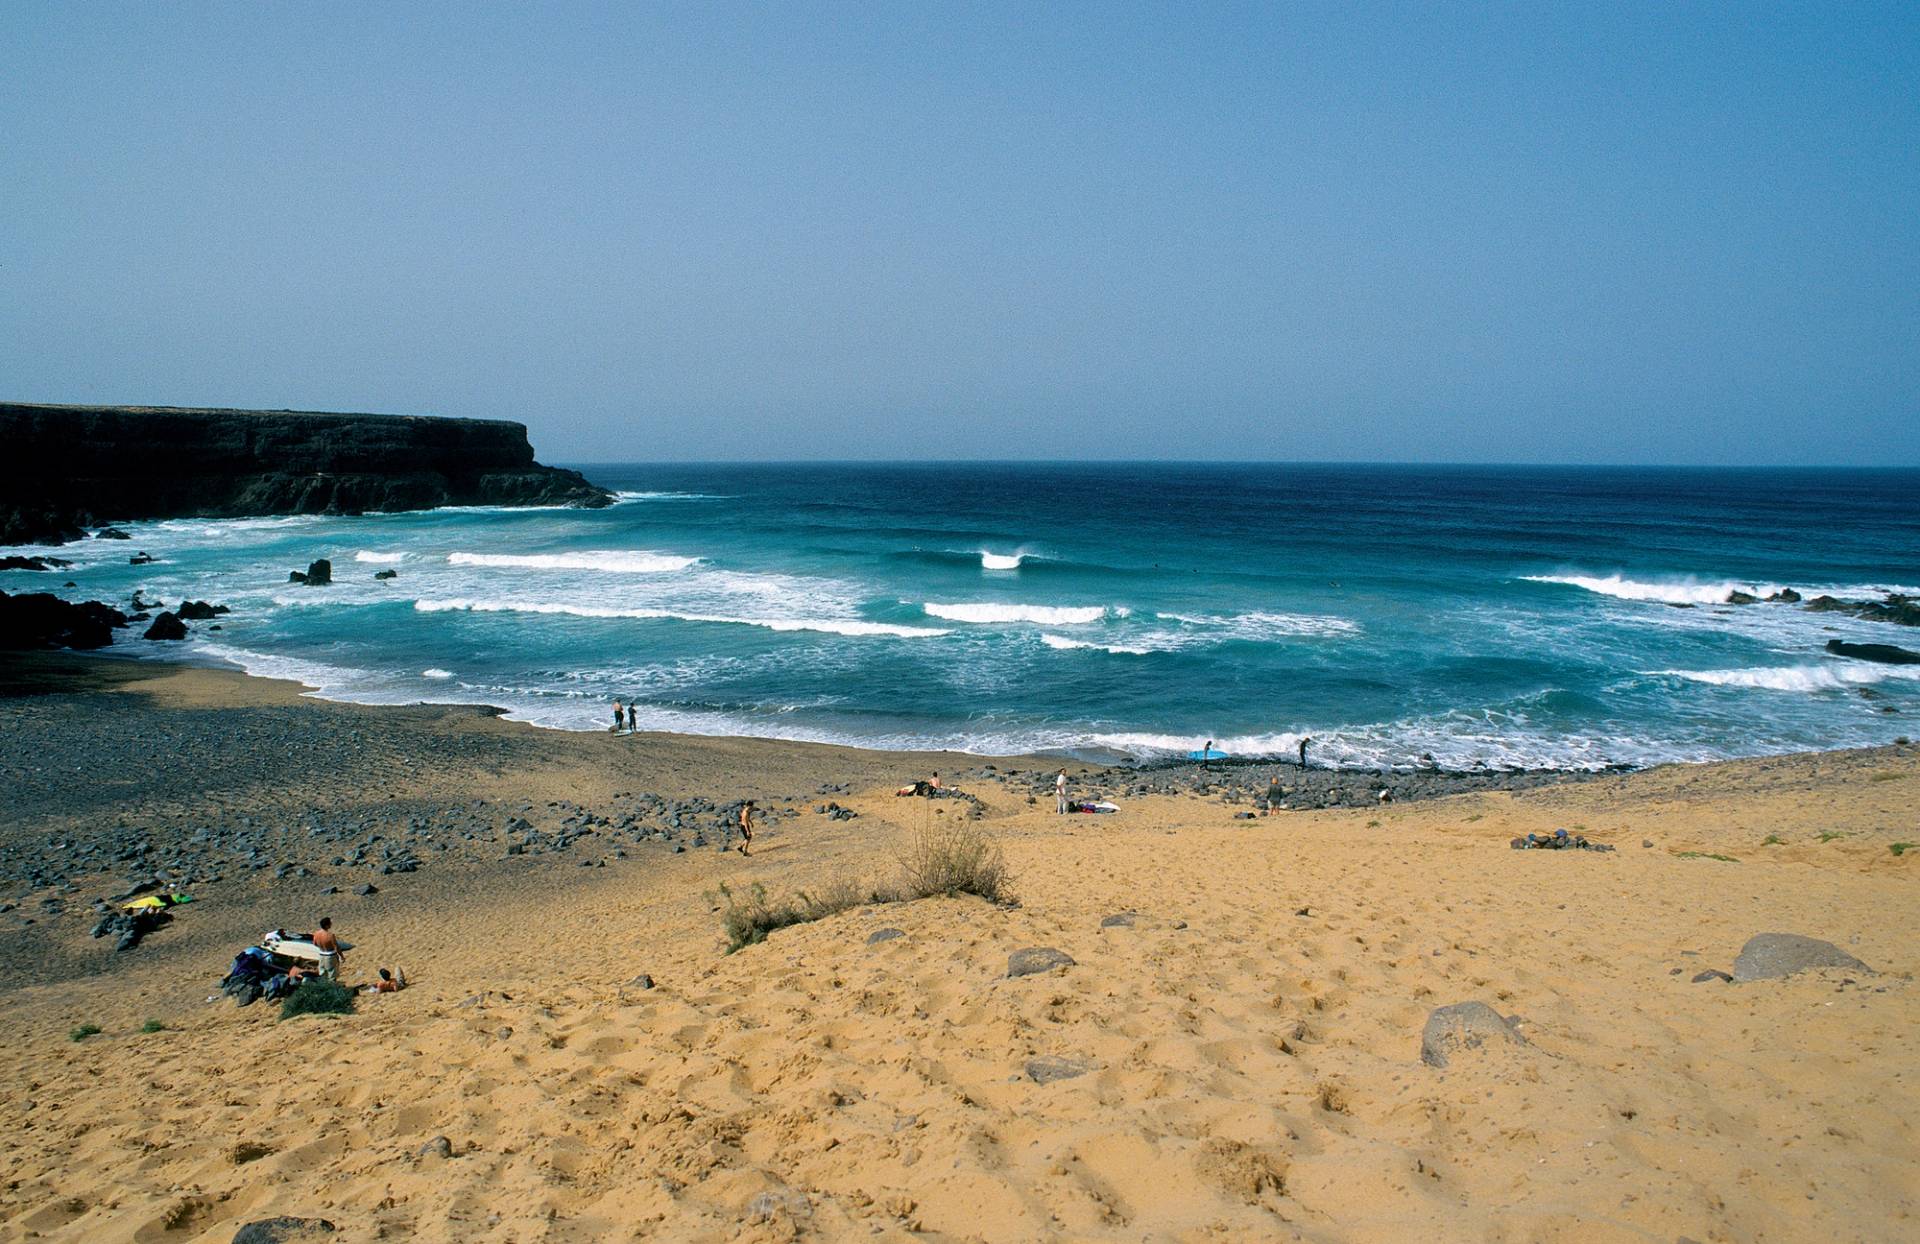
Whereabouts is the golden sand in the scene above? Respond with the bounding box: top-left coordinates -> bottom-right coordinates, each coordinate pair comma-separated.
0,667 -> 1914,1242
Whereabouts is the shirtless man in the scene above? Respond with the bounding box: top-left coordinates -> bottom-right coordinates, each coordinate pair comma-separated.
310,917 -> 344,977
737,801 -> 755,856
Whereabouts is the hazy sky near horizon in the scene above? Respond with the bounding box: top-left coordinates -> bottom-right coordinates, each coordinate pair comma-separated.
2,4 -> 1916,465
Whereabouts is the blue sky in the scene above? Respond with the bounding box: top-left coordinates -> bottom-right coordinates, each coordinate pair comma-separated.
1,3 -> 1915,463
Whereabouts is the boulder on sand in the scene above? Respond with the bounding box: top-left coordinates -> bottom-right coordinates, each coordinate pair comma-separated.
1007,947 -> 1075,978
1420,1001 -> 1529,1068
1730,933 -> 1872,982
231,1218 -> 336,1244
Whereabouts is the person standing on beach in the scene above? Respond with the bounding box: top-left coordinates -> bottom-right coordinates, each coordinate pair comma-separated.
626,701 -> 636,733
1298,736 -> 1311,769
737,801 -> 754,856
1265,772 -> 1283,815
1202,739 -> 1214,770
612,699 -> 624,733
311,917 -> 343,977
1056,769 -> 1069,814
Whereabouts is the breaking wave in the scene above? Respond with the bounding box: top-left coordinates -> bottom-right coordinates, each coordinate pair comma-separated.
980,551 -> 1025,570
354,551 -> 407,564
414,597 -> 948,638
923,602 -> 1120,625
447,550 -> 699,573
421,668 -> 454,679
1523,573 -> 1785,606
1039,633 -> 1163,656
1159,610 -> 1360,638
1653,664 -> 1920,692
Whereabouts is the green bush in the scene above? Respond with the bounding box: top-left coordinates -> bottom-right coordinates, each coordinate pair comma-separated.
896,821 -> 1008,903
1892,842 -> 1914,857
68,1023 -> 102,1042
140,1018 -> 166,1034
279,977 -> 356,1020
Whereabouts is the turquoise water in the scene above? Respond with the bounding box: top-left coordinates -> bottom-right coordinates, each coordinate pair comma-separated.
9,463 -> 1917,769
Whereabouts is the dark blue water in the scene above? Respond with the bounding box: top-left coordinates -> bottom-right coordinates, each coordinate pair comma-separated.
10,464 -> 1916,768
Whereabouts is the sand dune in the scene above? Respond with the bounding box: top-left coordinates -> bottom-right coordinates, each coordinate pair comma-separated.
0,672 -> 1915,1241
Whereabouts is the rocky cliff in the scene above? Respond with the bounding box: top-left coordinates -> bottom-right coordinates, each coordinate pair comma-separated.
0,403 -> 612,544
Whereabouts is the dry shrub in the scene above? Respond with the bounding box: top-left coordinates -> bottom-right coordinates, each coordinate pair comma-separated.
715,873 -> 891,953
896,820 -> 1008,903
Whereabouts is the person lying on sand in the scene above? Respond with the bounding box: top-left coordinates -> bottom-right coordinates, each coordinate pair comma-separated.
367,967 -> 407,993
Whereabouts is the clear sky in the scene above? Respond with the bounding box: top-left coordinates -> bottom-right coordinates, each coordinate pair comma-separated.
2,3 -> 1915,464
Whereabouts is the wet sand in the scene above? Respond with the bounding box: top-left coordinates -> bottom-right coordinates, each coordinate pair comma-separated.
0,653 -> 1915,1242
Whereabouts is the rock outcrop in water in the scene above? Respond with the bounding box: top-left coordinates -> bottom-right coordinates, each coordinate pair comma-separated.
0,402 -> 611,545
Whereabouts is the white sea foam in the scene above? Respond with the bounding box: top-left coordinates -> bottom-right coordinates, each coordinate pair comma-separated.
1653,664 -> 1920,692
414,597 -> 949,638
980,551 -> 1025,570
612,490 -> 729,501
1160,610 -> 1360,638
422,668 -> 454,679
1523,573 -> 1786,606
447,550 -> 699,573
354,551 -> 407,564
924,602 -> 1113,625
1039,633 -> 1160,655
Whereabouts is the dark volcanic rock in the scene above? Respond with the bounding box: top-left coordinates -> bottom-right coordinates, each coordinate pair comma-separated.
1420,1001 -> 1528,1068
1007,947 -> 1075,978
0,591 -> 128,650
1730,933 -> 1872,982
1826,639 -> 1920,666
0,402 -> 612,544
866,927 -> 905,945
231,1218 -> 336,1244
175,600 -> 230,621
1026,1055 -> 1094,1084
1805,593 -> 1920,627
373,568 -> 398,580
95,526 -> 131,539
128,552 -> 156,565
0,555 -> 71,571
303,559 -> 333,587
143,611 -> 188,641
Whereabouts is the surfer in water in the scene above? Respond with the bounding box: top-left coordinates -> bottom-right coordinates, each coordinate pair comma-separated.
737,801 -> 754,856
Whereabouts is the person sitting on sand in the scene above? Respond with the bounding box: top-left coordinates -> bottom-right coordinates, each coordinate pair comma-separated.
369,967 -> 406,993
737,801 -> 754,856
929,772 -> 942,790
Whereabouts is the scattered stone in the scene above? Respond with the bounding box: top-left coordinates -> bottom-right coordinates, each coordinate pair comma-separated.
1420,1001 -> 1529,1068
1007,947 -> 1075,978
373,568 -> 398,580
1099,912 -> 1136,928
128,552 -> 156,565
142,611 -> 187,641
1691,969 -> 1734,984
417,1136 -> 453,1160
866,927 -> 905,945
1026,1055 -> 1094,1084
627,973 -> 655,990
228,1141 -> 275,1164
231,1218 -> 336,1244
354,883 -> 378,897
1730,933 -> 1872,982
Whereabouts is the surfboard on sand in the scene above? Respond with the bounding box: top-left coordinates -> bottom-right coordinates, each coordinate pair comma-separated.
1187,748 -> 1229,761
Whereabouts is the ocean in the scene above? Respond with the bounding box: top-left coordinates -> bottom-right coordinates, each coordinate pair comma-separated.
10,463 -> 1918,770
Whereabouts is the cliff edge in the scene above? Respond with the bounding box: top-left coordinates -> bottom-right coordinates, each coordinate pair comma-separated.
0,403 -> 612,544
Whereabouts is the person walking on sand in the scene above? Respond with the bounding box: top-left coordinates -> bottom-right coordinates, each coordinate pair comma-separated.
1265,771 -> 1283,816
1298,736 -> 1311,769
1056,769 -> 1069,815
737,801 -> 755,856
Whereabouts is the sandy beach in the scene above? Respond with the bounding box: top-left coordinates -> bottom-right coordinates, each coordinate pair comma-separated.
0,655 -> 1915,1243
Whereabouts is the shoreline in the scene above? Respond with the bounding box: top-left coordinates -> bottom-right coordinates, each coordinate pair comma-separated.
7,645 -> 1841,777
